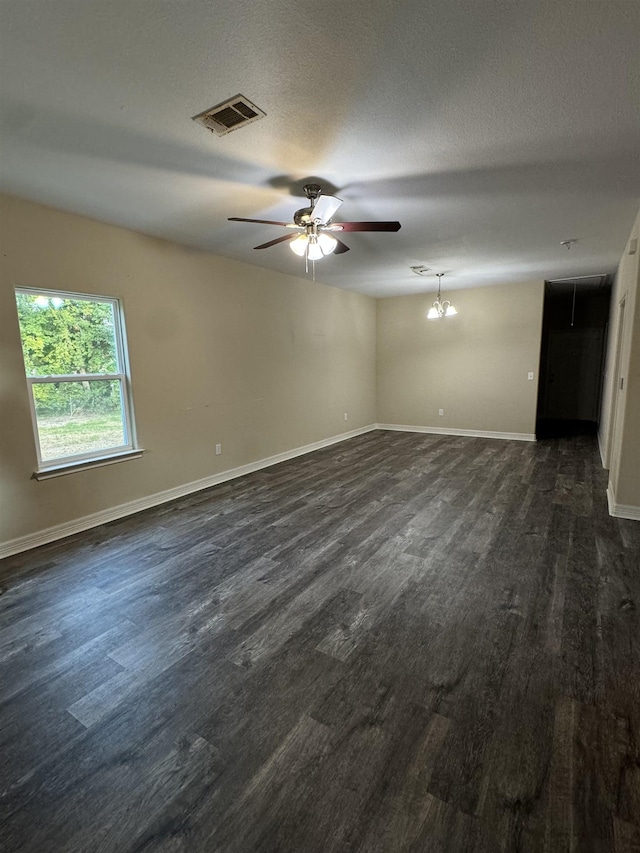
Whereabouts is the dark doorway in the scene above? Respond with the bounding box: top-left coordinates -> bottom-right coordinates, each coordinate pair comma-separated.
536,276 -> 611,439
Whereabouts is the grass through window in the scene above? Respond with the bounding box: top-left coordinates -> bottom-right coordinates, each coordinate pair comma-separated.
37,411 -> 125,460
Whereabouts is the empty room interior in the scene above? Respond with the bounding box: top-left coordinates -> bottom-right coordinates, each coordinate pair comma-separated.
1,2 -> 640,851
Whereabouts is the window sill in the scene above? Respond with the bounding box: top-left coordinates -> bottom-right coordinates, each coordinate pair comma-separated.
32,449 -> 144,480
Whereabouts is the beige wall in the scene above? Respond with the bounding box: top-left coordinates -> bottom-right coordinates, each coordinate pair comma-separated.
0,194 -> 377,548
600,206 -> 640,512
2,192 -> 636,553
376,280 -> 545,436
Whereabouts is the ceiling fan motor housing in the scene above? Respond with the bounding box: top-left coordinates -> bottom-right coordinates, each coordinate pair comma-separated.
294,207 -> 314,226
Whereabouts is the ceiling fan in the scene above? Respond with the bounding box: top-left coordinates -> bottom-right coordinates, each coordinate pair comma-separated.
228,184 -> 401,266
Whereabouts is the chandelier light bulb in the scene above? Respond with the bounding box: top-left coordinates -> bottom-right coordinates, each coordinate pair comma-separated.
290,234 -> 308,256
317,232 -> 338,255
307,239 -> 323,261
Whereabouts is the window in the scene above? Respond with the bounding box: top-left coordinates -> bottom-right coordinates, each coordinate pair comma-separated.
15,288 -> 139,473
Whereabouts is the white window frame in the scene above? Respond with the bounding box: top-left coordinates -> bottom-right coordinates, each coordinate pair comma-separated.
15,287 -> 140,476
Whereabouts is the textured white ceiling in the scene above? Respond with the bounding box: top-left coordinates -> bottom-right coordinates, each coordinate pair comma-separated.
1,0 -> 639,296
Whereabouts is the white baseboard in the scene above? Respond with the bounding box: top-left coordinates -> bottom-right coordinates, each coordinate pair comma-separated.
0,424 -> 377,559
607,481 -> 640,521
376,423 -> 536,442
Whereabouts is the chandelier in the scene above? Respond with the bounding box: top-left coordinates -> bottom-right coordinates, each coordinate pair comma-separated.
427,273 -> 458,319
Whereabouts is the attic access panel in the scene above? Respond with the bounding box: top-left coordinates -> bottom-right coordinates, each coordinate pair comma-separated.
192,95 -> 266,136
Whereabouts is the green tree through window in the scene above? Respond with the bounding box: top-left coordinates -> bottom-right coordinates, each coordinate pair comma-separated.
15,289 -> 136,467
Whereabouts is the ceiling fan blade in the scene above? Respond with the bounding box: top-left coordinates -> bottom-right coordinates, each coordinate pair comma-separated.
333,238 -> 350,254
332,221 -> 401,232
229,217 -> 291,227
253,233 -> 298,250
310,194 -> 343,224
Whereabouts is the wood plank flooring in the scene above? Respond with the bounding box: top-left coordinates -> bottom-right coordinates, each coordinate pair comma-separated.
1,430 -> 639,852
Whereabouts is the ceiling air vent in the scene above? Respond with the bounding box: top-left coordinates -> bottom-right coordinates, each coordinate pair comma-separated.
192,95 -> 266,136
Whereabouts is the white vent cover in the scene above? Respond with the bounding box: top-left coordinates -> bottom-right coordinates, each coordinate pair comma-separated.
192,95 -> 266,136
410,265 -> 432,276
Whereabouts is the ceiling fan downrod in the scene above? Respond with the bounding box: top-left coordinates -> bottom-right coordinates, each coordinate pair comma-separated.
294,184 -> 322,227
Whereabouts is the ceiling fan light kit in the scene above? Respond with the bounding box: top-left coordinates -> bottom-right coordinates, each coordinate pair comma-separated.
290,227 -> 338,259
228,184 -> 401,278
427,273 -> 458,319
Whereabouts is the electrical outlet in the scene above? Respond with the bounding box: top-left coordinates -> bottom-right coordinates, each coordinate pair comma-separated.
528,372 -> 534,380
438,409 -> 444,416
215,443 -> 222,455
344,412 -> 348,421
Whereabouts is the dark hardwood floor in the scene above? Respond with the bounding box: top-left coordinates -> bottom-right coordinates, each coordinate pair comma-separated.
1,430 -> 639,852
